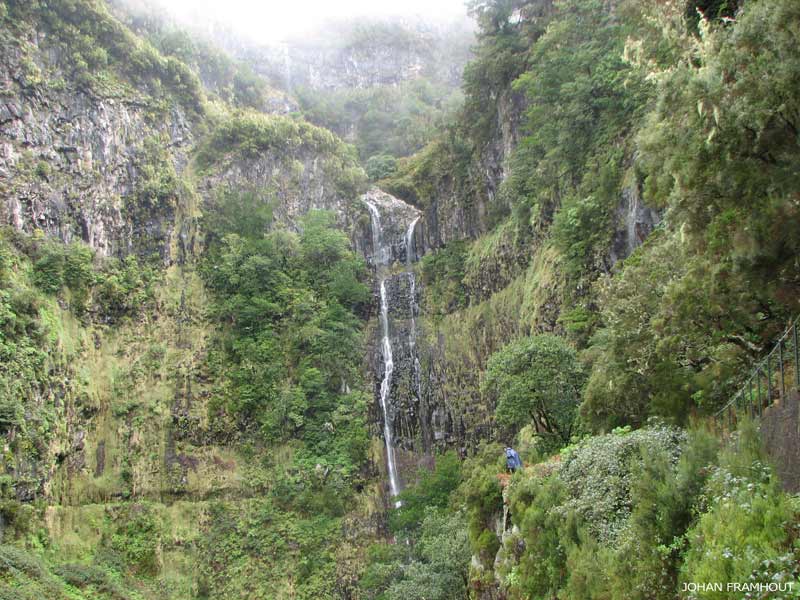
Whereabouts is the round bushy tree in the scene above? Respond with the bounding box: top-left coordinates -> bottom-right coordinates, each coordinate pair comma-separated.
482,334 -> 584,442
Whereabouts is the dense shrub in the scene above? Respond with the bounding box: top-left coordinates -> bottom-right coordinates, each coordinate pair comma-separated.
483,334 -> 584,443
390,452 -> 463,534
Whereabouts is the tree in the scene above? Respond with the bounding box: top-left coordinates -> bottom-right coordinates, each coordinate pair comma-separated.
482,334 -> 584,441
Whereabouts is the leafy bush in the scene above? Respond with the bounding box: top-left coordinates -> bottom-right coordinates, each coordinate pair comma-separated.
106,503 -> 163,577
680,423 -> 800,598
556,425 -> 686,543
390,452 -> 462,534
362,509 -> 471,600
419,240 -> 469,315
365,154 -> 398,181
483,334 -> 584,443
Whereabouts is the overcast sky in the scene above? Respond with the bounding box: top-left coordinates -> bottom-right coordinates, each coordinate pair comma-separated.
146,0 -> 471,43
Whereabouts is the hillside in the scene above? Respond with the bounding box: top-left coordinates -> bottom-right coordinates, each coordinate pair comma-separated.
1,0 -> 799,599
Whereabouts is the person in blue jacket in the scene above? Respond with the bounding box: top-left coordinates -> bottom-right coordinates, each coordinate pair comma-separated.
505,447 -> 523,473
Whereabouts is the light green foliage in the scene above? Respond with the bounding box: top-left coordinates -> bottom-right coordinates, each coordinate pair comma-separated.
149,28 -> 272,110
499,424 -> 797,600
0,230 -> 156,497
105,503 -> 163,577
389,452 -> 462,534
556,425 -> 686,544
196,110 -> 367,197
196,498 -> 347,599
680,424 -> 800,598
4,0 -> 204,114
361,507 -> 470,600
419,240 -> 468,315
298,80 -> 462,162
483,334 -> 584,442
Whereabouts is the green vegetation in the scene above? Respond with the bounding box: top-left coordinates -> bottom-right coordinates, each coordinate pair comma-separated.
195,203 -> 375,596
582,0 -> 800,428
196,109 -> 367,198
2,0 -> 800,598
297,79 -> 462,164
419,239 -> 468,315
3,0 -> 204,115
0,229 -> 157,495
148,29 -> 274,110
360,453 -> 472,600
458,423 -> 799,600
482,334 -> 584,443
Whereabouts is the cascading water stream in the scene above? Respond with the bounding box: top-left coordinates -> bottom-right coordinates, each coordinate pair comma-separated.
281,43 -> 292,93
405,218 -> 423,412
379,280 -> 401,506
364,199 -> 402,506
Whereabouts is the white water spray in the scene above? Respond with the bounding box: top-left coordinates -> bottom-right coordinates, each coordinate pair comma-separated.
405,218 -> 423,412
364,199 -> 402,506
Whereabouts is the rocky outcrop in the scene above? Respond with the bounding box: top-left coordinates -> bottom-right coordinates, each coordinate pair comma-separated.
408,87 -> 528,256
0,31 -> 194,260
608,182 -> 661,267
227,18 -> 473,93
198,146 -> 365,233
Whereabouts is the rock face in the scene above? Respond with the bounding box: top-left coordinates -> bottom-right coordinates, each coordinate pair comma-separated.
198,148 -> 363,232
0,10 -> 372,506
412,87 -> 528,256
362,188 -> 422,496
228,18 -> 473,93
0,35 -> 194,260
608,183 -> 661,267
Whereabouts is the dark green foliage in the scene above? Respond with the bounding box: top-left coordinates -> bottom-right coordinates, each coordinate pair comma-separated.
505,0 -> 649,294
583,0 -> 800,429
389,452 -> 462,534
685,0 -> 740,28
104,503 -> 162,577
638,0 -> 800,300
462,0 -> 535,147
483,334 -> 584,442
419,240 -> 468,315
201,208 -> 370,525
365,154 -> 398,181
459,444 -> 504,568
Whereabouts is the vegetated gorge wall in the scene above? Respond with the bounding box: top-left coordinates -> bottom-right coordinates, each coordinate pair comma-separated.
0,2 -> 661,511
0,36 -> 195,262
371,78 -> 662,483
0,18 -> 369,510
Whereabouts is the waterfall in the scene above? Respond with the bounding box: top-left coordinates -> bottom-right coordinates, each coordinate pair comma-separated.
281,43 -> 292,93
363,192 -> 422,508
364,199 -> 402,506
405,218 -> 423,414
379,279 -> 401,505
